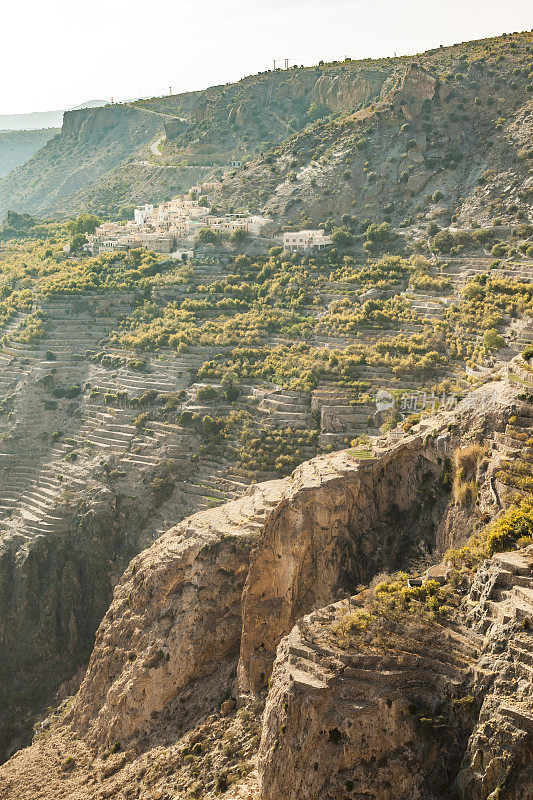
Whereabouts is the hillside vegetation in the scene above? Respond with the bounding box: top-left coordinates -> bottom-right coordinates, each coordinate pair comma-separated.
216,31 -> 533,233
0,198 -> 530,761
0,128 -> 58,178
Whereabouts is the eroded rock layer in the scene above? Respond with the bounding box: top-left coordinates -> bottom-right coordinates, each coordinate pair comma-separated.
0,374 -> 531,799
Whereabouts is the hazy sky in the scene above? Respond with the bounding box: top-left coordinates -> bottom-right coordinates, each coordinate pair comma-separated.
2,0 -> 531,114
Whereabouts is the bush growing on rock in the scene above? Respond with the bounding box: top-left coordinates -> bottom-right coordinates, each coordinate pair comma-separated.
453,444 -> 484,507
447,502 -> 533,569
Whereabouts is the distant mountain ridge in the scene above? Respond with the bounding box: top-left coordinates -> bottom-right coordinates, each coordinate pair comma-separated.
0,100 -> 107,131
0,65 -> 394,219
0,129 -> 59,178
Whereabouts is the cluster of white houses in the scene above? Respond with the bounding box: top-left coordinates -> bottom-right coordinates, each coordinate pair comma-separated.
84,187 -> 333,257
86,195 -> 276,256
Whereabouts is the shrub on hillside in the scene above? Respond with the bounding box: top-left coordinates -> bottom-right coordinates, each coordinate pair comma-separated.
453,444 -> 484,507
331,228 -> 353,249
430,230 -> 455,253
482,328 -> 505,352
447,502 -> 533,569
522,344 -> 533,361
197,386 -> 219,402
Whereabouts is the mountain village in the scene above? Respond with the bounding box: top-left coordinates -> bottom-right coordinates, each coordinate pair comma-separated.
84,182 -> 332,257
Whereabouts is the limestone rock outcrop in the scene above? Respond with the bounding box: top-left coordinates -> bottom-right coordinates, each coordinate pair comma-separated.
67,431 -> 449,752
71,480 -> 286,751
258,548 -> 533,800
390,64 -> 438,120
0,376 -> 531,799
314,70 -> 385,113
238,440 -> 446,694
258,602 -> 476,800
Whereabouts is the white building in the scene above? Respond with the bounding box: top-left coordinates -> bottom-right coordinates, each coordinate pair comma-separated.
85,194 -> 276,257
134,204 -> 154,225
283,230 -> 333,252
246,216 -> 276,237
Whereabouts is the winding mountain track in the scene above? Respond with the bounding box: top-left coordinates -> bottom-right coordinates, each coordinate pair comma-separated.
150,134 -> 166,157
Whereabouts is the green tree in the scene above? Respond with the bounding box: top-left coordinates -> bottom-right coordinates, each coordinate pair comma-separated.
67,214 -> 101,236
483,329 -> 505,351
118,206 -> 135,221
331,228 -> 353,249
69,233 -> 88,252
221,370 -> 240,401
230,229 -> 248,244
365,222 -> 392,244
430,230 -> 455,254
197,227 -> 219,244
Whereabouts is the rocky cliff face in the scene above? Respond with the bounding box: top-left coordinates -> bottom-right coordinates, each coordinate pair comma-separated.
391,63 -> 438,119
215,32 -> 533,229
0,105 -> 163,218
456,551 -> 533,800
238,437 -> 447,695
0,455 -> 207,763
260,546 -> 533,800
0,326 -> 201,763
0,376 -> 531,799
258,602 -> 476,800
0,487 -> 120,761
67,430 -> 449,755
57,64 -> 389,219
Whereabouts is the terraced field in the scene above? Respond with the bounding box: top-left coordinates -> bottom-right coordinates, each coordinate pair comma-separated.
0,253 -> 532,552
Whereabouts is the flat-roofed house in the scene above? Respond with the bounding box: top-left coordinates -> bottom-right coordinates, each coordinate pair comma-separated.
283,230 -> 333,252
134,204 -> 154,225
139,233 -> 175,253
246,215 -> 276,236
190,181 -> 220,196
